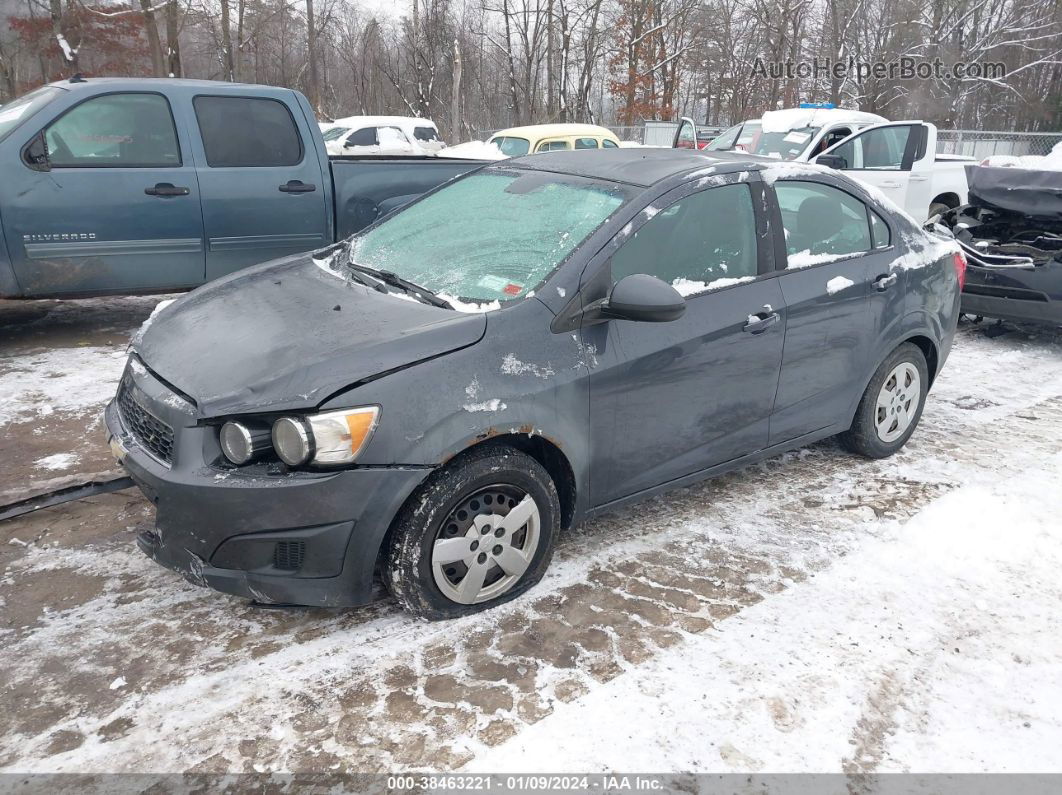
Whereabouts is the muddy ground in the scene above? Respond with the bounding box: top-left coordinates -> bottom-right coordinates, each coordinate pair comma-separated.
1,297 -> 1060,774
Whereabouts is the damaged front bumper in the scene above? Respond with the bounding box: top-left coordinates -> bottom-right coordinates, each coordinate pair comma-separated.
104,367 -> 431,607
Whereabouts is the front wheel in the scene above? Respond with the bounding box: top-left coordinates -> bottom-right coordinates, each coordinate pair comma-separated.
384,445 -> 560,620
840,343 -> 929,458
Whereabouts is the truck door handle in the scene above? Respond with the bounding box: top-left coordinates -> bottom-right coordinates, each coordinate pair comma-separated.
743,305 -> 781,334
909,174 -> 929,182
144,183 -> 190,197
874,273 -> 898,291
279,180 -> 316,193
879,180 -> 903,188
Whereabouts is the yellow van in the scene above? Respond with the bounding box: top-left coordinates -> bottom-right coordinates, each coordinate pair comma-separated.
488,123 -> 621,157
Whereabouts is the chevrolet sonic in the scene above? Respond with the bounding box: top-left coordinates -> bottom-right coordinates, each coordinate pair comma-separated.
106,148 -> 965,619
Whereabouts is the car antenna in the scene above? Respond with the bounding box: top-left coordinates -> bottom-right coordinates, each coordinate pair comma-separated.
69,73 -> 87,83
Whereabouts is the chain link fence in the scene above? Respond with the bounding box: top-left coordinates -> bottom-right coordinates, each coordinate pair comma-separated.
935,130 -> 1062,159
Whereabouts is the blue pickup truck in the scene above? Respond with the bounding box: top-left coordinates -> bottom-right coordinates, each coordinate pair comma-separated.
0,77 -> 484,298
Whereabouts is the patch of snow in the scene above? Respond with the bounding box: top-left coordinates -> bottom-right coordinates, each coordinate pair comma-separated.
826,275 -> 855,295
787,250 -> 850,269
463,399 -> 506,412
892,231 -> 960,272
437,140 -> 507,160
0,347 -> 127,427
758,161 -> 833,185
470,451 -> 1062,773
671,276 -> 755,297
760,107 -> 885,134
979,141 -> 1062,171
437,293 -> 501,313
55,33 -> 78,62
130,298 -> 176,346
465,377 -> 481,400
556,287 -> 566,298
109,677 -> 126,691
34,453 -> 80,471
500,354 -> 554,379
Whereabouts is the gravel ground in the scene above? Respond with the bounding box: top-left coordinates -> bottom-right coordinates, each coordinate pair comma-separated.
1,296 -> 1060,774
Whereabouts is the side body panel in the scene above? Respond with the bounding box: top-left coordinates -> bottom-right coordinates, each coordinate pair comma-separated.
0,84 -> 207,297
184,86 -> 333,281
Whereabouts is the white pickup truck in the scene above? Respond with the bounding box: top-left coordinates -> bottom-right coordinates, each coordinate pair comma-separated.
813,120 -> 972,222
681,110 -> 972,222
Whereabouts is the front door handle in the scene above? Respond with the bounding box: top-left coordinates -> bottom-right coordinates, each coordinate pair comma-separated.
874,273 -> 899,291
144,183 -> 190,197
879,180 -> 903,189
279,180 -> 316,193
743,305 -> 781,334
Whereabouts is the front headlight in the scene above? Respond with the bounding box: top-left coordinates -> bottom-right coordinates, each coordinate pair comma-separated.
272,406 -> 379,467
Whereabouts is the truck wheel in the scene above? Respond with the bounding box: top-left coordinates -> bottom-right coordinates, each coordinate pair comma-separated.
385,444 -> 559,620
840,343 -> 929,459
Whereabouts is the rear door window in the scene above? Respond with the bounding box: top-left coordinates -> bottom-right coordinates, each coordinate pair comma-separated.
774,180 -> 873,265
869,208 -> 891,248
194,95 -> 302,167
611,183 -> 758,293
602,139 -> 618,148
44,93 -> 180,167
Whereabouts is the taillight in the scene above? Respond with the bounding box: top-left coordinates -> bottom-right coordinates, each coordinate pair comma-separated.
952,251 -> 967,291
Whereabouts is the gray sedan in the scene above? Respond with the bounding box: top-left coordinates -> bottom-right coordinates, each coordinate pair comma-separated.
106,148 -> 965,619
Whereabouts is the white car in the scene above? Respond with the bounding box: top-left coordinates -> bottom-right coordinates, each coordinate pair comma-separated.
325,116 -> 444,157
814,121 -> 973,222
681,110 -> 973,222
698,107 -> 887,161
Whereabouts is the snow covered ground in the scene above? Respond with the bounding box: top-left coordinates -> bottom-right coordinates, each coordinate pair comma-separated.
0,296 -> 1060,775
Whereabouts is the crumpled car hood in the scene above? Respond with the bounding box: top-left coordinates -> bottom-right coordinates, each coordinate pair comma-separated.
135,253 -> 487,417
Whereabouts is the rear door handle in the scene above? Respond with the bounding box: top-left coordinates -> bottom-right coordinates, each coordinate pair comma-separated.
743,305 -> 781,334
874,273 -> 899,291
879,180 -> 903,189
279,180 -> 316,193
144,183 -> 190,197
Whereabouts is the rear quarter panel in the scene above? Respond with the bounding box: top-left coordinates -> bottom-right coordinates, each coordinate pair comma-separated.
0,206 -> 20,297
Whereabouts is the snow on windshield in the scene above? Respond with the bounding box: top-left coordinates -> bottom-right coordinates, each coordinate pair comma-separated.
351,171 -> 629,303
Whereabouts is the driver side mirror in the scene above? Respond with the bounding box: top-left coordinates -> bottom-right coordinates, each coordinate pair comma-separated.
814,153 -> 847,170
602,274 -> 686,323
23,132 -> 51,172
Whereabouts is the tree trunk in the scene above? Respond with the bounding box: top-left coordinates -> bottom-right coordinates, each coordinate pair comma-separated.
305,0 -> 320,111
165,0 -> 182,77
49,0 -> 79,74
139,0 -> 166,76
220,0 -> 235,80
450,38 -> 462,141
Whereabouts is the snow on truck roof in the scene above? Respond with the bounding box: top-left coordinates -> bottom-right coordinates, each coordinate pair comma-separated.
760,107 -> 887,133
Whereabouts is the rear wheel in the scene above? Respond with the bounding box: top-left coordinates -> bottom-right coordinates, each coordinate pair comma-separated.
840,343 -> 929,458
385,445 -> 559,620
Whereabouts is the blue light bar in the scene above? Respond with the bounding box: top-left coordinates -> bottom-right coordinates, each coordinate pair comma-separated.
798,102 -> 836,109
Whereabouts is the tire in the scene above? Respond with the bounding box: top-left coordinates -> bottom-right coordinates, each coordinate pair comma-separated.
840,343 -> 929,459
928,202 -> 951,220
384,444 -> 560,620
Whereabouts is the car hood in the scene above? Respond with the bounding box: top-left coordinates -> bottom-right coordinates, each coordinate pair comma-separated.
135,253 -> 487,417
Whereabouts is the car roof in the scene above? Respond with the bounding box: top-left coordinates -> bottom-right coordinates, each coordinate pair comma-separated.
331,115 -> 437,129
502,147 -> 782,188
490,123 -> 619,141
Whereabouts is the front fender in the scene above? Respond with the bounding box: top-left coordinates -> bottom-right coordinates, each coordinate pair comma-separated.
320,296 -> 591,488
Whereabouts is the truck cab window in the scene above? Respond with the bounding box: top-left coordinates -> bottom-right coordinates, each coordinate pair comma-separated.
194,95 -> 302,167
43,93 -> 180,168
